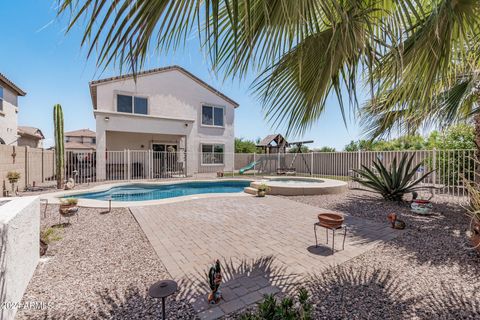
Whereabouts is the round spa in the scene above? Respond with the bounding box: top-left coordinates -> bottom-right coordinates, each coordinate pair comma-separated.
250,176 -> 347,196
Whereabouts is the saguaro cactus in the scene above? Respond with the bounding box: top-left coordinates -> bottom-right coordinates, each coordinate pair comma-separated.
53,104 -> 65,189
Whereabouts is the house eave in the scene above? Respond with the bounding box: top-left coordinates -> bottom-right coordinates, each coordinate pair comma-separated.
88,65 -> 239,110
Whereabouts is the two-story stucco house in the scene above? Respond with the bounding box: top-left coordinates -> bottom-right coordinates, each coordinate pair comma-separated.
65,129 -> 96,152
0,73 -> 26,145
89,66 -> 238,179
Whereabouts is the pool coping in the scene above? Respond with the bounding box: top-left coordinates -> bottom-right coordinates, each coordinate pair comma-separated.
40,179 -> 254,208
251,176 -> 348,196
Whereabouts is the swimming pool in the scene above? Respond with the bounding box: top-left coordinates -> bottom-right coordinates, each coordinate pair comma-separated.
66,180 -> 252,201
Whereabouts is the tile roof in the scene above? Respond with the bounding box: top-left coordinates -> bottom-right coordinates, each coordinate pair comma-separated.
0,73 -> 26,96
18,126 -> 44,139
65,141 -> 96,150
89,65 -> 239,109
65,129 -> 96,138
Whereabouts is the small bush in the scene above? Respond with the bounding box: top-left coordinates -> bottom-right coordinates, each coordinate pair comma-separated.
257,183 -> 271,192
6,171 -> 20,182
353,154 -> 434,201
239,287 -> 312,320
40,227 -> 63,244
60,198 -> 78,206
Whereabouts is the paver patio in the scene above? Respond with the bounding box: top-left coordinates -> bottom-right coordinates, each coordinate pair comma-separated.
130,195 -> 401,319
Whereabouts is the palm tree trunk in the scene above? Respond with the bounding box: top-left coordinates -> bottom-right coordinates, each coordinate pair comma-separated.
474,112 -> 480,183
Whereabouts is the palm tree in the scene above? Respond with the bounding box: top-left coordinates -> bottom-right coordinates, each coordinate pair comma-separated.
361,68 -> 480,153
57,0 -> 480,137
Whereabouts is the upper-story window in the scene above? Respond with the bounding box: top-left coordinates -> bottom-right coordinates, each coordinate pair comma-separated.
117,94 -> 148,115
0,86 -> 4,112
202,105 -> 224,127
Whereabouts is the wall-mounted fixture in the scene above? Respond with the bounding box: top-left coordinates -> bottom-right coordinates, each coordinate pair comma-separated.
141,145 -> 144,148
184,123 -> 188,127
104,116 -> 110,121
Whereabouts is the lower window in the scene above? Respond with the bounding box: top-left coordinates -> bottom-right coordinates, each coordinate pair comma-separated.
201,144 -> 224,164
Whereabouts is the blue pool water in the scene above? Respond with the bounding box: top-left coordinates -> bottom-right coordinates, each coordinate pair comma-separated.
67,180 -> 252,201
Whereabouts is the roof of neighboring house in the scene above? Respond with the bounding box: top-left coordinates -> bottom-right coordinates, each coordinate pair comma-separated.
89,65 -> 239,109
0,73 -> 26,96
257,134 -> 288,147
65,129 -> 96,138
18,126 -> 45,140
65,141 -> 96,150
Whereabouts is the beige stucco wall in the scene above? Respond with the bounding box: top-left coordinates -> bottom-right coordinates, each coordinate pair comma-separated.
0,86 -> 19,145
0,146 -> 55,192
93,68 -> 236,178
0,196 -> 39,320
17,136 -> 42,148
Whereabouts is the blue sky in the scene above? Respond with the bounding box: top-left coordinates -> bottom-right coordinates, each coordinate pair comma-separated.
1,1 -> 362,150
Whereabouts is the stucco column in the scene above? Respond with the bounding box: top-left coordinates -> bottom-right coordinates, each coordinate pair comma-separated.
186,134 -> 195,176
96,127 -> 106,181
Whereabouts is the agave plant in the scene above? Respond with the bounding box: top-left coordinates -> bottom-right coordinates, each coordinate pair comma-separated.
352,154 -> 434,201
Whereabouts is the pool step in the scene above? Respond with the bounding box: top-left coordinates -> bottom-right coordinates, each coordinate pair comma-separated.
244,187 -> 258,195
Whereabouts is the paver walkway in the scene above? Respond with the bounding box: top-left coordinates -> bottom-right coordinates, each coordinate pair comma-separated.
130,195 -> 400,319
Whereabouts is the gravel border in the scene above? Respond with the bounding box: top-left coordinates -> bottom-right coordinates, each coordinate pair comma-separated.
15,189 -> 480,319
278,190 -> 480,319
16,205 -> 195,319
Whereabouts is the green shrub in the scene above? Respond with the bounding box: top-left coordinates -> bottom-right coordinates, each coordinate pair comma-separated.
60,198 -> 78,206
40,227 -> 63,244
6,171 -> 20,183
353,154 -> 434,201
257,183 -> 271,192
240,287 -> 312,320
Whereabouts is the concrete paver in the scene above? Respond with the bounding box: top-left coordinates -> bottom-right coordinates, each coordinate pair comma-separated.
130,195 -> 400,318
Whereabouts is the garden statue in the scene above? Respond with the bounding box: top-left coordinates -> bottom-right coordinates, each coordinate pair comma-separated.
208,260 -> 222,304
387,213 -> 406,230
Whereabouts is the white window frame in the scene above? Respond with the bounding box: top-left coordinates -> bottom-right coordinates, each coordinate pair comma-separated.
200,143 -> 225,165
115,93 -> 149,115
201,104 -> 225,128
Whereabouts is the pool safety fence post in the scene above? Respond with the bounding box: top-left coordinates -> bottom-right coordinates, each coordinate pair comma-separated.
253,153 -> 256,177
127,149 -> 131,181
311,152 -> 314,176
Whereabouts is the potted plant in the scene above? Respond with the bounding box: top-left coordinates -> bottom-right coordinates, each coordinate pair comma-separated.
257,183 -> 270,197
411,198 -> 433,215
6,171 -> 20,193
217,171 -> 224,178
59,198 -> 79,217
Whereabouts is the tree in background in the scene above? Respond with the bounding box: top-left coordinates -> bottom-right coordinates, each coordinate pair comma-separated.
288,145 -> 309,153
344,125 -> 475,151
235,138 -> 258,153
312,146 -> 336,152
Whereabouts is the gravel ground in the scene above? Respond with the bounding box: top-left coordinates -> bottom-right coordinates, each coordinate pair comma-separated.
15,189 -> 480,319
278,190 -> 480,319
16,204 -> 195,320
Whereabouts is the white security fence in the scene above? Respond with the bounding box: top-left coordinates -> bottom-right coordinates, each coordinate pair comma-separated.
60,149 -> 476,200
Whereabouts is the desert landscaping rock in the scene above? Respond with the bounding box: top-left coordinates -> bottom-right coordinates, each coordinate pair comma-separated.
16,204 -> 195,320
16,189 -> 480,319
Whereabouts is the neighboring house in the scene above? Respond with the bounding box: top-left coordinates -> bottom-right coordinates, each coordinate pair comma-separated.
89,65 -> 238,179
0,73 -> 26,145
65,129 -> 96,152
17,126 -> 45,148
